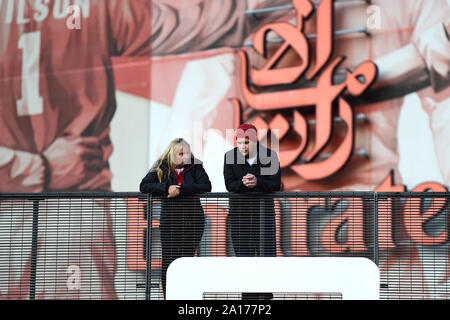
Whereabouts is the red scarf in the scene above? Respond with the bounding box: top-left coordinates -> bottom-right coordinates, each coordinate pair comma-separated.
173,168 -> 184,185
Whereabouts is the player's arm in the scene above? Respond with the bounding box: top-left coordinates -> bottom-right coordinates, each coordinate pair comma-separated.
0,136 -> 106,192
0,147 -> 48,193
352,2 -> 450,105
108,0 -> 292,57
356,18 -> 450,105
41,136 -> 107,191
349,43 -> 433,105
410,2 -> 450,94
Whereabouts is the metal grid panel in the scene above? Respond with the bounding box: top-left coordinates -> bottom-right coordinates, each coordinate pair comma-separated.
377,193 -> 449,300
0,192 -> 448,300
0,193 -> 148,300
0,198 -> 34,299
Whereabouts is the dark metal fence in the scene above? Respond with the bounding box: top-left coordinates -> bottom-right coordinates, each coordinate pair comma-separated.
0,192 -> 448,300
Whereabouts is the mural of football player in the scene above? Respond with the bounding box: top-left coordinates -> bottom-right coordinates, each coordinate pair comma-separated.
0,0 -> 292,299
150,0 -> 450,193
267,0 -> 450,191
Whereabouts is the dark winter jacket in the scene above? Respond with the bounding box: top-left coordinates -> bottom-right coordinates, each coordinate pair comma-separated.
223,144 -> 281,214
223,145 -> 281,194
223,144 -> 281,216
223,144 -> 281,256
140,158 -> 212,217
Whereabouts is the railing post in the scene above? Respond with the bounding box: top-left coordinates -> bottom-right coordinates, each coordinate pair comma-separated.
29,199 -> 40,300
145,194 -> 153,300
373,192 -> 379,266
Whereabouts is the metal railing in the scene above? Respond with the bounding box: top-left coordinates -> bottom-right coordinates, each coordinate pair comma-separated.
0,192 -> 448,300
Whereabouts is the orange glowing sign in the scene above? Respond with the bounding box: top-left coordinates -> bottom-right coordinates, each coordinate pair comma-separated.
234,0 -> 377,180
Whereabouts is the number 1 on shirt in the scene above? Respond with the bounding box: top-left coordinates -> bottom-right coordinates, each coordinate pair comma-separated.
16,31 -> 44,117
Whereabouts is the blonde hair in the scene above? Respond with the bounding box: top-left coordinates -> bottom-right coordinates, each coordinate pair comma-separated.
151,138 -> 193,182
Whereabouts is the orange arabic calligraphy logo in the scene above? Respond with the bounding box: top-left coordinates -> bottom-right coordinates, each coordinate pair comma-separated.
233,0 -> 377,180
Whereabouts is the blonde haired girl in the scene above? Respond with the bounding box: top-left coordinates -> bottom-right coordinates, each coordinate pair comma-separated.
140,138 -> 211,299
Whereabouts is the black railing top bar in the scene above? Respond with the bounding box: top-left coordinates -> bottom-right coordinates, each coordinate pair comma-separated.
0,191 -> 448,199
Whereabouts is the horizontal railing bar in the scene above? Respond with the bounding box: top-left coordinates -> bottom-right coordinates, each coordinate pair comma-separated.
243,27 -> 369,47
307,113 -> 369,125
245,4 -> 294,15
0,192 -> 448,199
244,0 -> 370,16
0,192 -> 146,199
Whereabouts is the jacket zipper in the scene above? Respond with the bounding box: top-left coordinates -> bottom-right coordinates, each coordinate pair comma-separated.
180,164 -> 195,184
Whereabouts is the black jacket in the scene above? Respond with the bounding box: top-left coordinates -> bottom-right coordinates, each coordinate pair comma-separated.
223,145 -> 281,257
223,144 -> 281,218
140,158 -> 211,196
223,145 -> 281,194
140,158 -> 212,217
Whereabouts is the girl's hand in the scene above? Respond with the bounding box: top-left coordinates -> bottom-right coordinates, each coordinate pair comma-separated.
168,185 -> 181,198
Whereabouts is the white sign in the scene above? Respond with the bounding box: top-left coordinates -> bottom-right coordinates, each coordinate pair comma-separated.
167,257 -> 379,300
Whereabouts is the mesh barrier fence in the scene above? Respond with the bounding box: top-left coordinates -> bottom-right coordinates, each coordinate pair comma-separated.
0,192 -> 448,300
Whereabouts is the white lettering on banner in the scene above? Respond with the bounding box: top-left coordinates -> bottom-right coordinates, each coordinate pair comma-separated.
34,0 -> 50,23
16,31 -> 44,117
17,0 -> 30,24
0,0 -> 90,25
